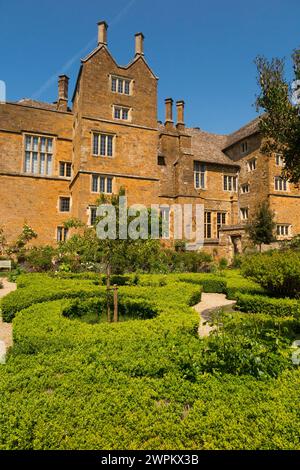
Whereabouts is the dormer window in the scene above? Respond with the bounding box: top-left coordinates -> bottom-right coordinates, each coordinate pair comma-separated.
111,76 -> 131,95
241,141 -> 248,154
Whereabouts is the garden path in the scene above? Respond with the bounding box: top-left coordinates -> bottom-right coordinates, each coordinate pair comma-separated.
194,293 -> 236,337
0,279 -> 16,358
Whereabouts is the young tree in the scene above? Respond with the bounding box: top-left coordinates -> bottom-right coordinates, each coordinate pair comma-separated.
6,223 -> 38,262
255,48 -> 300,182
246,201 -> 276,251
0,227 -> 7,256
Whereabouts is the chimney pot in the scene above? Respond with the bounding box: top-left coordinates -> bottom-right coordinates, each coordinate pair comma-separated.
98,21 -> 108,45
135,32 -> 144,56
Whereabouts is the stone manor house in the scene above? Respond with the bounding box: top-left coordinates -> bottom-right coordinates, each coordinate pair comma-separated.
1,21 -> 299,259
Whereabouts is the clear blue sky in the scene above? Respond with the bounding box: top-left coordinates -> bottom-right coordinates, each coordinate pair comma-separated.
0,0 -> 299,134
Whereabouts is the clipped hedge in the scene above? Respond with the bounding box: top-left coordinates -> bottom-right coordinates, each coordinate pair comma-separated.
1,278 -> 106,322
176,274 -> 227,293
1,273 -> 300,449
62,296 -> 159,322
235,292 -> 300,318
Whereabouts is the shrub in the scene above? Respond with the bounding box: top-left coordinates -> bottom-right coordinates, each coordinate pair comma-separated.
7,267 -> 25,283
176,273 -> 227,293
235,292 -> 300,317
219,257 -> 228,270
241,251 -> 300,298
25,245 -> 56,272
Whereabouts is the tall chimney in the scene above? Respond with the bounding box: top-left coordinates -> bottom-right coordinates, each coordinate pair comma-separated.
176,100 -> 185,131
57,75 -> 69,112
98,21 -> 108,46
165,98 -> 174,127
135,32 -> 144,56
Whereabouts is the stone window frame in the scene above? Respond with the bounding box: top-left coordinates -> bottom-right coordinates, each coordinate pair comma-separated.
58,196 -> 71,213
241,183 -> 250,194
275,153 -> 284,166
247,158 -> 257,172
223,174 -> 238,192
194,161 -> 206,189
276,224 -> 291,237
240,207 -> 249,221
159,206 -> 170,239
89,206 -> 97,226
217,212 -> 226,238
110,75 -> 132,96
91,131 -> 115,158
56,226 -> 68,242
23,132 -> 55,177
204,211 -> 212,239
112,105 -> 132,122
274,176 -> 288,192
59,161 -> 72,178
91,174 -> 114,194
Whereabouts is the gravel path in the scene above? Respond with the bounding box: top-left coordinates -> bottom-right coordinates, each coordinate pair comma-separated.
0,278 -> 16,350
194,293 -> 236,337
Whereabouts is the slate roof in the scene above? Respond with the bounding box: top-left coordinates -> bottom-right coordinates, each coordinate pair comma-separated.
17,99 -> 57,111
224,116 -> 261,149
187,128 -> 239,167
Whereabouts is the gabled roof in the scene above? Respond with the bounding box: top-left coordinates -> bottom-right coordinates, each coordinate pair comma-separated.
81,44 -> 158,79
224,116 -> 261,149
72,45 -> 158,103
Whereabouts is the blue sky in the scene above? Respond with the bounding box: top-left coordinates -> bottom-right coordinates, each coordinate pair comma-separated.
0,0 -> 299,134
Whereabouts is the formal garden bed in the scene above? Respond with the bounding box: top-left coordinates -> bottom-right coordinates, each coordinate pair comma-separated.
1,254 -> 300,449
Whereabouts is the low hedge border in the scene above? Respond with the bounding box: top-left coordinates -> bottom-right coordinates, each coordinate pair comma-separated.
235,292 -> 300,318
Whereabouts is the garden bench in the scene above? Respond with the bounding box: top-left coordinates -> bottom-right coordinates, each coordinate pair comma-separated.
0,260 -> 12,271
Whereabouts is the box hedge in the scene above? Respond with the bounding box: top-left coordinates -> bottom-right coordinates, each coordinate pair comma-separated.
235,292 -> 300,318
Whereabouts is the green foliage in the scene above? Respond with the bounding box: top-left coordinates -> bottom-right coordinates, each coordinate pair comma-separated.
7,267 -> 25,283
25,246 -> 56,272
6,224 -> 38,262
166,250 -> 212,273
219,257 -> 228,270
246,201 -> 276,248
199,311 -> 297,378
1,272 -> 300,449
235,292 -> 300,318
62,296 -> 159,323
241,251 -> 300,298
1,277 -> 106,322
255,52 -> 300,183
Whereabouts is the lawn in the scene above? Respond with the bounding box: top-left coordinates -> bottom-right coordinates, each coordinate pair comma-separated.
0,270 -> 300,450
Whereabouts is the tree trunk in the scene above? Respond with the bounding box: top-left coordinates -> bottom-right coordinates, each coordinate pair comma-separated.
106,262 -> 111,322
113,285 -> 118,323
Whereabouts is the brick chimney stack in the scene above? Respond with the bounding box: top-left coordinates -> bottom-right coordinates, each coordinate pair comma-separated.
98,21 -> 108,46
57,75 -> 69,112
135,32 -> 144,56
176,100 -> 185,131
165,98 -> 174,129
